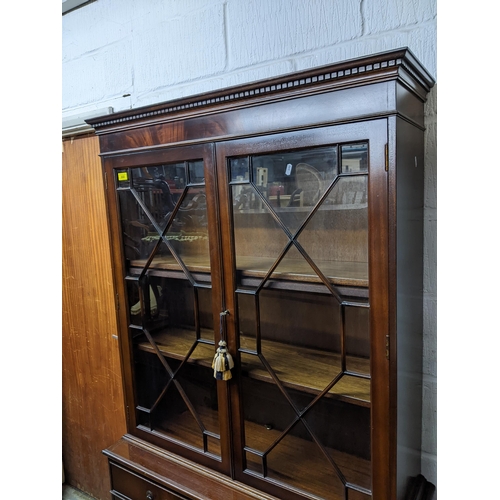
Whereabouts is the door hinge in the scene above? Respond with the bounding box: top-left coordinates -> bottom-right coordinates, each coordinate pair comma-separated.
385,335 -> 390,359
104,171 -> 108,190
116,293 -> 120,311
126,406 -> 130,425
385,144 -> 389,172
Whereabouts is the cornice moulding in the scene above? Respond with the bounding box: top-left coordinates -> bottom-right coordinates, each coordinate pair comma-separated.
87,48 -> 435,133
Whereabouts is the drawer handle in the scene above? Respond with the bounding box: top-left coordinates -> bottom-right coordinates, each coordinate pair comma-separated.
146,490 -> 154,500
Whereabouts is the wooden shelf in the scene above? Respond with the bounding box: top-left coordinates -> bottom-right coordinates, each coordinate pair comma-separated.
130,255 -> 211,275
136,326 -> 215,364
136,327 -> 370,406
236,255 -> 368,288
232,203 -> 367,214
240,335 -> 370,406
143,404 -> 222,457
243,417 -> 371,496
130,254 -> 368,288
156,407 -> 371,499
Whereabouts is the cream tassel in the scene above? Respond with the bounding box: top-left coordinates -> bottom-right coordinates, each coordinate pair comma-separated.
212,340 -> 234,380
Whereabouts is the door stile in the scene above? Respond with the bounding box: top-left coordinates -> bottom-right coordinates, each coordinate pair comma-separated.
102,156 -> 138,432
203,142 -> 234,476
367,121 -> 392,499
214,141 -> 246,478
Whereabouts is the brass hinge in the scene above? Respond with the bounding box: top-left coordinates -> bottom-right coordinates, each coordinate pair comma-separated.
385,144 -> 389,172
104,171 -> 108,190
385,335 -> 390,359
116,293 -> 120,311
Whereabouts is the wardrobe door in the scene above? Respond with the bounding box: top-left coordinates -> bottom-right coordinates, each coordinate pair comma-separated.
217,120 -> 389,500
104,143 -> 231,473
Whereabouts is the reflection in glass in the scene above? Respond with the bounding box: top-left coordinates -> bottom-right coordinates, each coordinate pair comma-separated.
251,146 -> 338,207
230,157 -> 250,182
188,160 -> 205,184
118,163 -> 211,280
165,187 -> 210,274
229,143 -> 368,288
297,175 -> 368,286
341,143 -> 368,173
232,184 -> 290,290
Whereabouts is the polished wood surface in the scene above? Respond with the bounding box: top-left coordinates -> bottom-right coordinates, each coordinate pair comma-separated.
91,49 -> 434,500
62,134 -> 126,499
110,462 -> 186,500
391,117 -> 426,498
165,408 -> 371,498
136,327 -> 370,405
105,435 -> 281,500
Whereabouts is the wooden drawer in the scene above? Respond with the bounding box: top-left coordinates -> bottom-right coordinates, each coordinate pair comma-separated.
110,462 -> 187,500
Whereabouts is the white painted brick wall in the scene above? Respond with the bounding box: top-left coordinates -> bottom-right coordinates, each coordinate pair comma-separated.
62,0 -> 437,115
226,0 -> 363,67
62,0 -> 437,488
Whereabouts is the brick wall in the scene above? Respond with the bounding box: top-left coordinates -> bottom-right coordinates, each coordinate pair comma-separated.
62,0 -> 437,486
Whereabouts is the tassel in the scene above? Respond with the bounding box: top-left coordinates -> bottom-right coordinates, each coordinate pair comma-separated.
212,340 -> 234,380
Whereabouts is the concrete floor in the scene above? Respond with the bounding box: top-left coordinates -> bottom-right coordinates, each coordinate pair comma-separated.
62,484 -> 96,500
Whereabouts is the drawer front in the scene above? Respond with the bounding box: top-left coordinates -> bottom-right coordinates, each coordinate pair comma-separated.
110,462 -> 187,500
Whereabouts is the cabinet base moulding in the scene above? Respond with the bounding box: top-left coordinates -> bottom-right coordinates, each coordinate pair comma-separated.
105,435 -> 280,500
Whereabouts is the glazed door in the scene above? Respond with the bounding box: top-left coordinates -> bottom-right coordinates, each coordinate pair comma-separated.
216,120 -> 389,500
104,143 -> 230,473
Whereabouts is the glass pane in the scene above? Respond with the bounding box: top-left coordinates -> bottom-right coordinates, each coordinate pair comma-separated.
345,305 -> 370,376
251,146 -> 338,207
229,144 -> 368,289
232,184 -> 290,290
298,175 -> 368,287
269,243 -> 320,283
240,371 -> 297,452
303,398 -> 371,491
236,292 -> 258,347
206,434 -> 221,457
245,449 -> 263,475
166,186 -> 210,276
327,374 -> 371,405
149,362 -> 219,451
127,163 -> 186,233
230,157 -> 250,182
188,160 -> 205,184
266,420 -> 346,499
341,143 -> 368,173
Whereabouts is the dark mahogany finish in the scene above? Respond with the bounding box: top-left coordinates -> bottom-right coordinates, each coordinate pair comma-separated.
89,48 -> 434,500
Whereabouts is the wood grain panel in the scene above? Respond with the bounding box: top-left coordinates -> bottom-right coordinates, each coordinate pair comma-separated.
97,84 -> 392,154
62,134 -> 126,500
